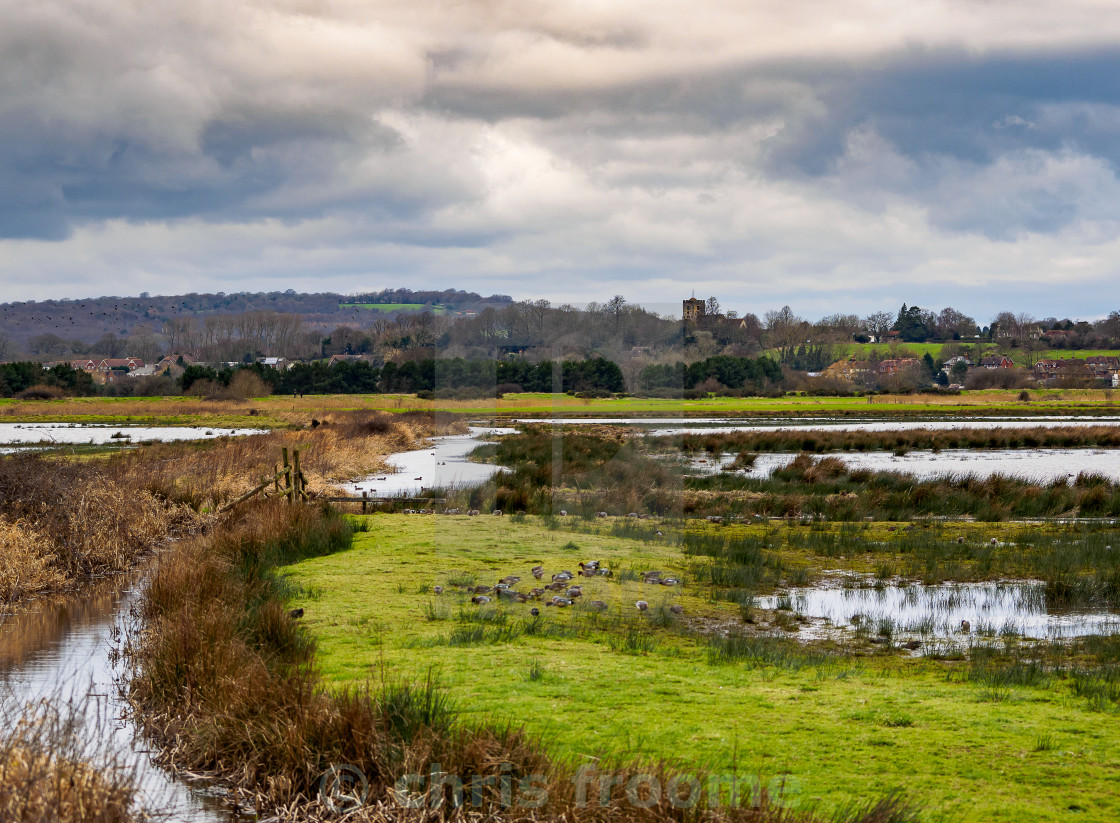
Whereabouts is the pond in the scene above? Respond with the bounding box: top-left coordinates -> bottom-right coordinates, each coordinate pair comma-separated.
756,579 -> 1120,645
514,416 -> 1120,435
693,448 -> 1120,483
340,426 -> 516,497
0,422 -> 267,448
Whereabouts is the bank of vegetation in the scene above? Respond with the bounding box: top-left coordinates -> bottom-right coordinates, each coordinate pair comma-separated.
663,424 -> 1120,455
458,428 -> 1120,524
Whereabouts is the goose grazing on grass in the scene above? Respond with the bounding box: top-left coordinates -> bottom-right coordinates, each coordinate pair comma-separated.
661,577 -> 681,587
531,565 -> 545,579
529,588 -> 545,599
500,575 -> 521,585
579,560 -> 600,571
566,586 -> 582,598
472,595 -> 491,605
433,586 -> 444,594
552,571 -> 573,582
544,581 -> 567,592
551,597 -> 574,607
669,605 -> 684,615
588,600 -> 608,612
635,600 -> 649,612
473,585 -> 493,594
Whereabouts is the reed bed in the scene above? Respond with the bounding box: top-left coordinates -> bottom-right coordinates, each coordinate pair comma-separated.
0,692 -> 145,823
117,409 -> 462,511
664,425 -> 1120,456
0,455 -> 176,605
127,499 -> 915,822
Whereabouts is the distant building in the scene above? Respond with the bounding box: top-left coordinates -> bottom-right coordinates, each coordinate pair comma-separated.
682,297 -> 705,323
822,358 -> 873,383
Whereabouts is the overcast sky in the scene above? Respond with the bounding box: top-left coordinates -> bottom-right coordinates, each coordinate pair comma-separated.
2,1 -> 1120,321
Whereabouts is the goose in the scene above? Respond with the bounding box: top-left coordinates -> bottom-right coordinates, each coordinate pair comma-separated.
528,588 -> 545,599
669,605 -> 684,615
579,560 -> 600,571
288,608 -> 304,619
635,600 -> 649,612
544,581 -> 567,592
959,619 -> 971,633
531,565 -> 544,578
433,586 -> 444,594
552,571 -> 573,582
500,575 -> 521,585
566,586 -> 582,598
661,577 -> 681,587
473,585 -> 493,594
558,510 -> 567,516
551,597 -> 574,607
493,509 -> 503,516
472,595 -> 491,605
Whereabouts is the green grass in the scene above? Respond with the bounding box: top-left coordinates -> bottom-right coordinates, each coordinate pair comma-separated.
282,514 -> 1120,822
339,302 -> 449,315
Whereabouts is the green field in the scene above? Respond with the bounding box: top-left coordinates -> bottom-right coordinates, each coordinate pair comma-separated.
339,302 -> 449,315
283,515 -> 1120,822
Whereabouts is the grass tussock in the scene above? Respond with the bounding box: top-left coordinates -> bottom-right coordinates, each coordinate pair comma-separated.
0,455 -> 179,605
129,499 -> 915,821
0,694 -> 144,823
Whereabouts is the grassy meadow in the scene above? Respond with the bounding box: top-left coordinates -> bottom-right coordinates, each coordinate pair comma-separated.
282,514 -> 1120,822
2,387 -> 1120,427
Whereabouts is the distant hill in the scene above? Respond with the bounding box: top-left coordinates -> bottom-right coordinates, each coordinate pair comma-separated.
0,288 -> 513,357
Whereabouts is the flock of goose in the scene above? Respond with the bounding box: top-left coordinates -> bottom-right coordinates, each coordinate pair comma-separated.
432,560 -> 685,616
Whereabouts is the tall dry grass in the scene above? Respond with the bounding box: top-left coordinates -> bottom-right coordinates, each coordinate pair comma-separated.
0,455 -> 177,605
0,694 -> 144,823
119,410 -> 463,510
127,499 -> 917,823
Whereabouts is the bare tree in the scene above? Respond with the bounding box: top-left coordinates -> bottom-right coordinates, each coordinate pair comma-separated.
764,305 -> 805,361
863,311 -> 894,342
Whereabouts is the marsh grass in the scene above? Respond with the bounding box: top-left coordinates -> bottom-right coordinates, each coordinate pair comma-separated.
0,690 -> 145,823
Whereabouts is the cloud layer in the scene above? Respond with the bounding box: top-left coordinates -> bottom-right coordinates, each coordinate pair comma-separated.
2,0 -> 1120,319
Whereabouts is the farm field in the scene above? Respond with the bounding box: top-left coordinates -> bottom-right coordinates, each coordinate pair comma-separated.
283,514 -> 1120,822
2,388 -> 1120,426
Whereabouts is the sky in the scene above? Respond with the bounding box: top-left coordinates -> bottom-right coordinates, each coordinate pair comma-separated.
2,0 -> 1120,322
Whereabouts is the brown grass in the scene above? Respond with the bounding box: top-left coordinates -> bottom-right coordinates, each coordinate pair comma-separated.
119,410 -> 464,510
127,500 -> 917,823
0,696 -> 142,823
0,456 -> 177,605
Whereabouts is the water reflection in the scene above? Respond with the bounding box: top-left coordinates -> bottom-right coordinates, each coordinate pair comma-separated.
757,580 -> 1120,641
0,572 -> 234,821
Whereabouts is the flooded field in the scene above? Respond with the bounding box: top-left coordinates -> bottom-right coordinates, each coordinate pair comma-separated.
757,579 -> 1120,645
515,416 -> 1120,435
693,447 -> 1120,483
339,426 -> 515,496
0,422 -> 266,448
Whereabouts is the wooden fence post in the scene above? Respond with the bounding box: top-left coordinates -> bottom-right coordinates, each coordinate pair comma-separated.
292,450 -> 303,502
282,448 -> 292,504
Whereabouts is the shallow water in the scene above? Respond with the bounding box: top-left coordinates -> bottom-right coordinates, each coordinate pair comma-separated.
756,580 -> 1120,642
695,447 -> 1120,483
514,415 -> 1120,435
340,426 -> 516,497
0,422 -> 266,446
0,572 -> 234,821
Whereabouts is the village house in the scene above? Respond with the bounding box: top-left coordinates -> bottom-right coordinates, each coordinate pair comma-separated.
978,355 -> 1014,369
940,355 -> 973,376
877,358 -> 920,376
822,358 -> 873,383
